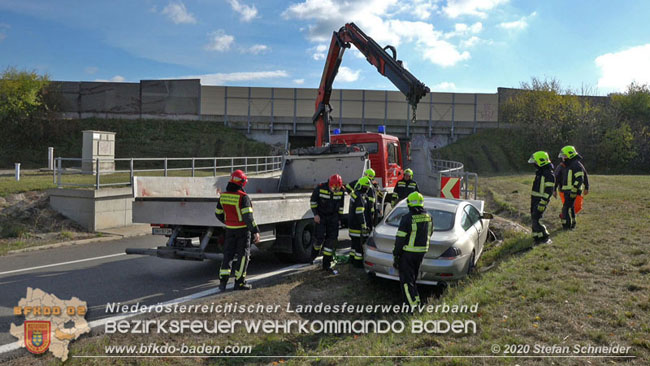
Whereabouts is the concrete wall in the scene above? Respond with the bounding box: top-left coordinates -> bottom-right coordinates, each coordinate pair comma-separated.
51,79 -> 501,143
48,188 -> 134,231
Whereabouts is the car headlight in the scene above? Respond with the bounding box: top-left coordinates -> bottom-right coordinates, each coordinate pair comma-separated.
439,246 -> 462,259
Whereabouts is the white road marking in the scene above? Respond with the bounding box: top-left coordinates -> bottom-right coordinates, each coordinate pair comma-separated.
0,261 -> 313,355
0,253 -> 126,276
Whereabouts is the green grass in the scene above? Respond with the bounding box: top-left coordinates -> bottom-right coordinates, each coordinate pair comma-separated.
11,174 -> 645,366
435,129 -> 530,175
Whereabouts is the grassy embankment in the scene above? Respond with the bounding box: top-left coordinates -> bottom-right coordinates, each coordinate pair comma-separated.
12,174 -> 646,366
0,118 -> 273,253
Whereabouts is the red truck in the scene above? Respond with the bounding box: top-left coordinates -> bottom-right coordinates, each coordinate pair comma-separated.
312,22 -> 429,189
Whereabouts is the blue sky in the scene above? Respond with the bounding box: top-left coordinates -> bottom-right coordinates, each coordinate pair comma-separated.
1,0 -> 649,95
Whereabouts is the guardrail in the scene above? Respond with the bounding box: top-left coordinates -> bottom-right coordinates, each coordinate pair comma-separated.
430,159 -> 478,199
53,156 -> 283,189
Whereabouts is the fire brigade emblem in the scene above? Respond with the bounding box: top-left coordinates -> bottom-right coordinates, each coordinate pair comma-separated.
25,321 -> 51,354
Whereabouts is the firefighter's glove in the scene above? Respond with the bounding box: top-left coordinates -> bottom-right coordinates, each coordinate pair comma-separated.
361,225 -> 370,236
537,201 -> 547,212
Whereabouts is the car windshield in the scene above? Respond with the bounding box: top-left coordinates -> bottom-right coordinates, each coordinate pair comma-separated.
384,207 -> 455,231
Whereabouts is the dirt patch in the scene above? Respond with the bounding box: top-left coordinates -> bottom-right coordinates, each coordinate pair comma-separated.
0,191 -> 94,254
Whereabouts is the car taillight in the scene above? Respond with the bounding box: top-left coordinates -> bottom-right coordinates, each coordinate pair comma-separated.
364,261 -> 374,267
439,247 -> 462,259
366,236 -> 377,248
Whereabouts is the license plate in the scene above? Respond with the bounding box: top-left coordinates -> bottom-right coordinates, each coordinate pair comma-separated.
152,228 -> 173,235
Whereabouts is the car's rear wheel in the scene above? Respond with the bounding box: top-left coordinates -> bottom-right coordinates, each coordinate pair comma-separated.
467,250 -> 476,275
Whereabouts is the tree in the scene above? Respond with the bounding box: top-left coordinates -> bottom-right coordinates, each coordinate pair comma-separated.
0,67 -> 51,125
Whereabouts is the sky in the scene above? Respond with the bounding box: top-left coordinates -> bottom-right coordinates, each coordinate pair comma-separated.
1,0 -> 649,95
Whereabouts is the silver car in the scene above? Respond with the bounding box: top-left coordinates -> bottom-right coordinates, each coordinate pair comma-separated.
364,197 -> 492,284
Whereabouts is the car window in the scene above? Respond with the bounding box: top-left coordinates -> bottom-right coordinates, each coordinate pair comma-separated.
460,212 -> 472,231
387,143 -> 399,164
464,205 -> 481,225
384,207 -> 455,231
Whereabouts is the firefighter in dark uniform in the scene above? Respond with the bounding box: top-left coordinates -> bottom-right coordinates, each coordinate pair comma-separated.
215,170 -> 260,291
346,168 -> 379,227
528,151 -> 554,244
393,192 -> 432,307
392,168 -> 419,205
348,177 -> 372,268
310,174 -> 344,271
556,145 -> 589,230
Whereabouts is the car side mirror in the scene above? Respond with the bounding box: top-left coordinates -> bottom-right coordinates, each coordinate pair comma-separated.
481,213 -> 494,220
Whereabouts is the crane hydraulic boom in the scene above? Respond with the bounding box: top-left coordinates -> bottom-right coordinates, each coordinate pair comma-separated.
313,22 -> 430,147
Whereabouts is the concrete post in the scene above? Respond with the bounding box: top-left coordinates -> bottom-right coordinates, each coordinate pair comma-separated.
15,163 -> 20,181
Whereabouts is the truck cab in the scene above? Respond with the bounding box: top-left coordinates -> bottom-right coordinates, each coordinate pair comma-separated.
330,132 -> 403,189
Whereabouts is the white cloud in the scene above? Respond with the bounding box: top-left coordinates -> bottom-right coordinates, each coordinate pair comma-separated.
84,66 -> 98,75
227,0 -> 258,22
182,70 -> 289,85
446,21 -> 483,39
433,81 -> 457,90
293,78 -> 305,85
311,44 -> 328,60
205,30 -> 235,52
396,0 -> 438,20
460,36 -> 481,48
498,11 -> 537,30
95,75 -> 126,82
443,0 -> 508,19
162,1 -> 197,24
0,23 -> 9,42
284,1 -> 472,67
336,66 -> 361,82
595,44 -> 650,92
244,44 -> 269,54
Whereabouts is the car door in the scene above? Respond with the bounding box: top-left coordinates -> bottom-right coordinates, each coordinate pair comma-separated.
464,204 -> 485,259
460,205 -> 480,261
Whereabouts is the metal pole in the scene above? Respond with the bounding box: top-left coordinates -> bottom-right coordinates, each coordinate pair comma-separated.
164,158 -> 168,177
15,163 -> 20,181
48,147 -> 54,170
244,157 -> 248,173
96,158 -> 100,189
130,158 -> 134,184
53,158 -> 57,184
57,158 -> 62,187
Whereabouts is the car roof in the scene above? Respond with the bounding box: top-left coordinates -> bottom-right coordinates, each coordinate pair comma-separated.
395,197 -> 463,213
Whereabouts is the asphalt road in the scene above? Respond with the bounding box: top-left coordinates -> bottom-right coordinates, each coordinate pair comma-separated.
0,234 -> 296,347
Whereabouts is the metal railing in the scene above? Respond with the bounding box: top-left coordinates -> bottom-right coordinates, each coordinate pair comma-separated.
429,159 -> 478,199
431,159 -> 464,174
53,155 -> 283,189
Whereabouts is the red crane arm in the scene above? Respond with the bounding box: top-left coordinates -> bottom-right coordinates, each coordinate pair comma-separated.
313,22 -> 430,146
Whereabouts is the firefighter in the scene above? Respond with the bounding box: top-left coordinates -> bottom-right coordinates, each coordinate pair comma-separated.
555,145 -> 590,230
528,151 -> 554,244
392,168 -> 419,205
348,176 -> 372,268
393,192 -> 432,307
310,174 -> 345,271
215,170 -> 260,291
346,168 -> 379,228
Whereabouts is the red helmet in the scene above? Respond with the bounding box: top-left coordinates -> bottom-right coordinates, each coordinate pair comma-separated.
230,170 -> 248,187
328,174 -> 343,190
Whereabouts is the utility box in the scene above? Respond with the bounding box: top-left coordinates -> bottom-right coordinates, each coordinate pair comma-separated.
82,130 -> 116,174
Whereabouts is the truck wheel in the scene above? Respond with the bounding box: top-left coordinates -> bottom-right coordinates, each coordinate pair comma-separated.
291,219 -> 314,263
